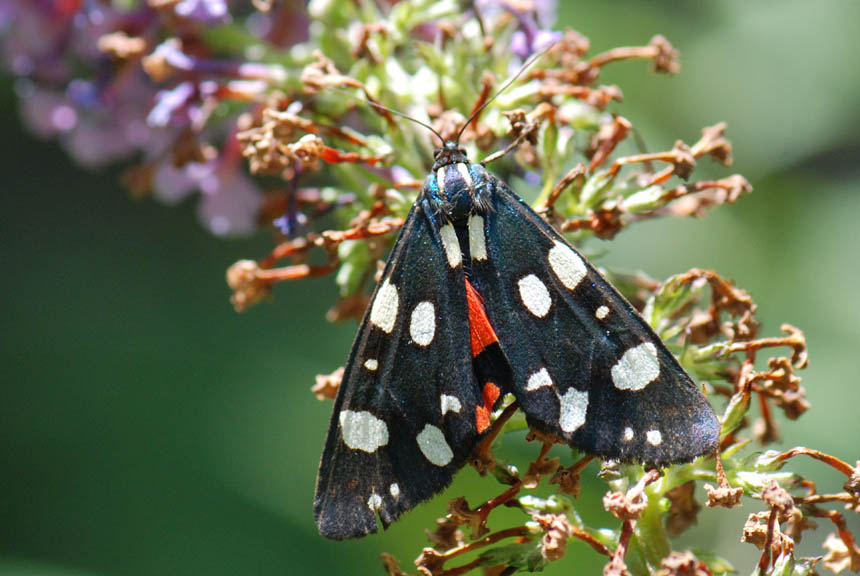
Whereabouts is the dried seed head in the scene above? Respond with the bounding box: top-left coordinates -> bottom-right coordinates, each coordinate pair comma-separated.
704,483 -> 743,508
762,482 -> 795,514
822,532 -> 860,573
425,517 -> 464,550
98,31 -> 147,60
649,35 -> 680,74
844,462 -> 860,499
742,511 -> 772,549
666,481 -> 701,536
227,260 -> 269,312
533,513 -> 574,562
312,367 -> 343,401
549,466 -> 582,498
670,141 -> 696,180
380,553 -> 408,576
656,551 -> 711,576
603,553 -> 632,576
603,489 -> 647,521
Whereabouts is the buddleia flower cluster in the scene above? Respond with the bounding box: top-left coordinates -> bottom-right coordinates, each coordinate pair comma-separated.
4,1 -> 858,575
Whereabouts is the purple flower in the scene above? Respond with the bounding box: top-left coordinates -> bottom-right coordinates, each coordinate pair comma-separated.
197,166 -> 263,237
148,81 -> 198,128
510,28 -> 562,60
174,0 -> 231,25
153,159 -> 215,205
478,0 -> 561,59
16,83 -> 77,138
0,0 -> 299,236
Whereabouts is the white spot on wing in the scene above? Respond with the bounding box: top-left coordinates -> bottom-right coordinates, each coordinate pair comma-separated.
440,394 -> 462,415
611,342 -> 660,391
646,429 -> 662,446
369,279 -> 398,333
518,274 -> 552,317
455,163 -> 473,186
436,166 -> 447,195
558,387 -> 588,433
440,223 -> 462,268
367,492 -> 382,512
364,358 -> 378,371
410,301 -> 436,346
339,410 -> 389,453
595,305 -> 609,319
469,214 -> 487,261
389,483 -> 400,498
623,427 -> 634,442
416,424 -> 454,466
548,241 -> 587,290
526,367 -> 553,391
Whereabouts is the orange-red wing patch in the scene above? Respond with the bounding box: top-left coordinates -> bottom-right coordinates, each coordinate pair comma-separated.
465,279 -> 499,357
482,382 -> 500,410
475,406 -> 491,434
475,382 -> 501,434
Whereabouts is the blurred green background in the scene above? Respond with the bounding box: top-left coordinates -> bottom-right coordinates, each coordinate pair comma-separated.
2,1 -> 859,574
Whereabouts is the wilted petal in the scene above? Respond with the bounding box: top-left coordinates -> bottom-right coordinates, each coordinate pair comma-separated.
174,0 -> 231,24
152,160 -> 216,205
198,170 -> 263,236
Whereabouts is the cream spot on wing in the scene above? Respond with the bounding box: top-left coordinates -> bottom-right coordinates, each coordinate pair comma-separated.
518,274 -> 552,317
469,214 -> 487,261
440,394 -> 462,415
646,429 -> 663,446
339,410 -> 389,453
611,342 -> 660,391
440,223 -> 462,268
389,483 -> 400,498
367,492 -> 382,512
548,241 -> 587,290
595,305 -> 610,319
558,387 -> 588,433
526,367 -> 553,391
416,424 -> 454,467
369,279 -> 398,333
455,162 -> 473,187
364,358 -> 378,371
436,166 -> 447,195
410,301 -> 436,346
623,427 -> 634,442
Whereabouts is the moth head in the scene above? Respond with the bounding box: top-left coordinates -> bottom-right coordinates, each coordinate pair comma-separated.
432,141 -> 469,171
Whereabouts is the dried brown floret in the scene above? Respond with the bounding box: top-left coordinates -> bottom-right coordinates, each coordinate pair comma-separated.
227,260 -> 270,312
666,481 -> 701,536
656,551 -> 713,576
311,367 -> 343,401
823,532 -> 860,574
98,31 -> 147,60
742,511 -> 772,549
533,513 -> 574,561
704,482 -> 743,509
762,482 -> 796,515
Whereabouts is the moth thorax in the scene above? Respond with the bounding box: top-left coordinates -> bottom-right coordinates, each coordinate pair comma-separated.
436,162 -> 475,220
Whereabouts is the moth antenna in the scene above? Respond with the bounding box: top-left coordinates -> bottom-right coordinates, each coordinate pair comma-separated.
630,125 -> 656,173
326,86 -> 445,145
454,41 -> 558,145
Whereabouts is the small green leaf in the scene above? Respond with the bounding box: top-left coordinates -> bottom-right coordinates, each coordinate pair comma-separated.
692,549 -> 736,574
335,240 -> 371,296
477,540 -> 543,572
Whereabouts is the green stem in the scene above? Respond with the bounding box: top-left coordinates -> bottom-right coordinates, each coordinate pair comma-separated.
635,492 -> 671,571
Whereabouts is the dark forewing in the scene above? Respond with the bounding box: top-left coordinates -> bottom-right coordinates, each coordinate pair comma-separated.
469,174 -> 719,465
314,199 -> 479,540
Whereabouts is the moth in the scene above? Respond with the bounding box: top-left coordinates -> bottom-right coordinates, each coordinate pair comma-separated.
313,135 -> 720,540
